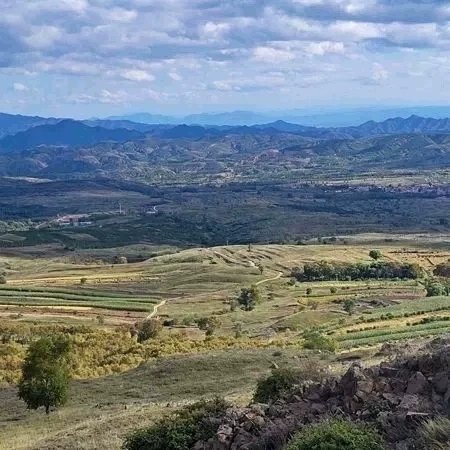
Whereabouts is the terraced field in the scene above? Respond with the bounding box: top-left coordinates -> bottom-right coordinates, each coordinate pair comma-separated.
1,236 -> 448,343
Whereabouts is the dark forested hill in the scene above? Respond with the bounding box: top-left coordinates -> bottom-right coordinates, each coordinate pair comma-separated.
0,120 -> 144,151
0,113 -> 62,139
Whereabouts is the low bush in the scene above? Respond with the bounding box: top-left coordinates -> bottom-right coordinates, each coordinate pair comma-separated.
303,330 -> 338,353
284,418 -> 385,450
253,368 -> 298,403
137,319 -> 162,343
122,398 -> 229,450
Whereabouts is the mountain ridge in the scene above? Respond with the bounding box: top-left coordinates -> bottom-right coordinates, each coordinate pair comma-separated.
0,119 -> 145,151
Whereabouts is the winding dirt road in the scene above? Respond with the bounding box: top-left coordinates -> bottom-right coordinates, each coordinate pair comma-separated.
146,300 -> 167,319
255,271 -> 283,286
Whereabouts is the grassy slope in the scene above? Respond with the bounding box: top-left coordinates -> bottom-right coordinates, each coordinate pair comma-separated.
0,348 -> 304,450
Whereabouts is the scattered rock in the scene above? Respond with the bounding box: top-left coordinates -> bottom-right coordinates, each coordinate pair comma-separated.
194,341 -> 450,450
406,372 -> 429,395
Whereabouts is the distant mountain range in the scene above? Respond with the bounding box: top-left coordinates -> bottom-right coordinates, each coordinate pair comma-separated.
107,106 -> 450,127
3,111 -> 450,152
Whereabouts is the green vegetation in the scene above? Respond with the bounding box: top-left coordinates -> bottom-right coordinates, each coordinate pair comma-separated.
426,281 -> 448,297
369,249 -> 383,260
293,261 -> 422,282
343,298 -> 356,315
18,335 -> 71,414
196,316 -> 222,336
123,398 -> 229,450
0,235 -> 450,448
284,419 -> 385,450
253,368 -> 298,403
237,286 -> 261,311
303,330 -> 338,352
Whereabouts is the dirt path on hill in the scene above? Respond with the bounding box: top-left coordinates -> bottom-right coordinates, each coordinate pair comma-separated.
146,300 -> 167,319
255,271 -> 283,286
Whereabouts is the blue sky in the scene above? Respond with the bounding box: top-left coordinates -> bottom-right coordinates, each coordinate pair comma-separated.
1,0 -> 450,118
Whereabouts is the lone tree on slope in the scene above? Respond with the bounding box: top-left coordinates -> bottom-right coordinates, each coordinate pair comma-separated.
18,335 -> 71,414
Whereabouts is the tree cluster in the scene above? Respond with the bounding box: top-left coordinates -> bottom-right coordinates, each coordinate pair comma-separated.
291,260 -> 422,282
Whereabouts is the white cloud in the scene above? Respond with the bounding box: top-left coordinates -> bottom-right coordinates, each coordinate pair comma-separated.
168,72 -> 182,81
13,82 -> 28,92
253,46 -> 295,62
121,70 -> 155,82
371,62 -> 388,81
305,41 -> 345,55
213,81 -> 235,91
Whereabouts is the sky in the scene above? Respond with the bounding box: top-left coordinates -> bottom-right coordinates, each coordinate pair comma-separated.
1,0 -> 450,119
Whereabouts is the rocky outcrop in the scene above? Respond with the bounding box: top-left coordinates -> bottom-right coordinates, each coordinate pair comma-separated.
193,339 -> 450,450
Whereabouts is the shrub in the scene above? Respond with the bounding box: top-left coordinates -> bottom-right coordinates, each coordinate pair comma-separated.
0,275 -> 6,284
303,330 -> 338,353
369,249 -> 383,261
308,299 -> 319,310
306,288 -> 312,296
123,398 -> 229,450
113,256 -> 128,265
137,319 -> 162,343
284,419 -> 385,450
417,417 -> 450,449
253,368 -> 298,403
330,287 -> 337,294
426,281 -> 447,297
80,277 -> 87,285
196,316 -> 222,336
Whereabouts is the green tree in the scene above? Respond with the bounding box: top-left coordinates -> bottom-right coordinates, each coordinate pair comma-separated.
369,249 -> 382,260
137,319 -> 162,343
343,298 -> 356,315
18,335 -> 71,414
237,286 -> 261,311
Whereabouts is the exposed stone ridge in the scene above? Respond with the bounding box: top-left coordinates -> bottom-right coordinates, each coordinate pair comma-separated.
193,338 -> 450,450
